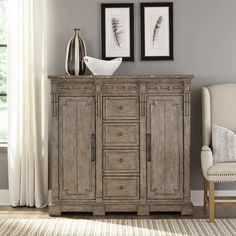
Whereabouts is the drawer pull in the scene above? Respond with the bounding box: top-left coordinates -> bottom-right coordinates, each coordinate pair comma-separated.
119,158 -> 124,163
118,105 -> 124,110
119,186 -> 124,190
118,132 -> 123,136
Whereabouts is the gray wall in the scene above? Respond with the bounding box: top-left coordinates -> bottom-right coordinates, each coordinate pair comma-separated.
1,0 -> 236,190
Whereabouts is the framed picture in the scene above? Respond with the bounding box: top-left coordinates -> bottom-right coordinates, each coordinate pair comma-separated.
141,2 -> 173,60
101,3 -> 134,61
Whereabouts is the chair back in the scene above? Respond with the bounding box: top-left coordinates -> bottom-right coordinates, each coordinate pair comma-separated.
202,83 -> 236,146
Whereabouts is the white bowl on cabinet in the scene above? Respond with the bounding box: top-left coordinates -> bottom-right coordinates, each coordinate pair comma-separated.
83,56 -> 122,75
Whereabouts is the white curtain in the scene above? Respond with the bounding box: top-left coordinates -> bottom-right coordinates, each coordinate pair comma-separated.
8,0 -> 48,208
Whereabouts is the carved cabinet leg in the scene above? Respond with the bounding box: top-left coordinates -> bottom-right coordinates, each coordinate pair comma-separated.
181,202 -> 193,216
93,205 -> 105,216
137,204 -> 150,216
49,204 -> 61,216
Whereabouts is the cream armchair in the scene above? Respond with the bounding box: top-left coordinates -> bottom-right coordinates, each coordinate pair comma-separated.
201,84 -> 236,223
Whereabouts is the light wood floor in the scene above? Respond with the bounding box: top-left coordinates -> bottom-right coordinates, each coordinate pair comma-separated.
0,206 -> 235,219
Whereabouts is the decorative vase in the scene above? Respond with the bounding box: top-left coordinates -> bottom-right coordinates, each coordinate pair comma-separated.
65,28 -> 87,75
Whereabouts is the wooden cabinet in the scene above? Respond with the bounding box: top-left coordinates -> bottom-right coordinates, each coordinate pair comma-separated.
49,75 -> 193,216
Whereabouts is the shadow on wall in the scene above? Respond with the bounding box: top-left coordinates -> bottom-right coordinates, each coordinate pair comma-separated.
190,88 -> 202,190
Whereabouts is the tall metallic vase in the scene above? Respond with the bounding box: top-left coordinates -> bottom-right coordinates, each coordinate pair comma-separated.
65,28 -> 87,75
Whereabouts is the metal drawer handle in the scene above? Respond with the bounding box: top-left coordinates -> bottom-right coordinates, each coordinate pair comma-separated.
118,105 -> 124,110
91,134 -> 96,161
119,186 -> 124,190
118,132 -> 123,136
119,158 -> 124,163
147,134 -> 151,162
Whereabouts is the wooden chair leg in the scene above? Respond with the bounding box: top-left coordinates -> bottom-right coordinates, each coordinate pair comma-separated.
204,179 -> 208,211
209,181 -> 215,223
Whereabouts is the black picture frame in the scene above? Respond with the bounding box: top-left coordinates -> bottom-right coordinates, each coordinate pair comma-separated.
101,3 -> 134,61
141,2 -> 173,61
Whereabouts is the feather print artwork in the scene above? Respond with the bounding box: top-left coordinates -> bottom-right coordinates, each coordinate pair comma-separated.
111,17 -> 124,47
152,16 -> 163,45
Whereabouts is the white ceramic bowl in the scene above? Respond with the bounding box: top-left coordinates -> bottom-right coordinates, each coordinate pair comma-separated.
83,56 -> 122,75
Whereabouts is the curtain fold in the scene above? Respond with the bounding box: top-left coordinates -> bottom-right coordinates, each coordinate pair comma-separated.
8,0 -> 48,208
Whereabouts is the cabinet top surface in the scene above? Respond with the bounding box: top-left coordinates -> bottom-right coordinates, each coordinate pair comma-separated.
48,75 -> 193,82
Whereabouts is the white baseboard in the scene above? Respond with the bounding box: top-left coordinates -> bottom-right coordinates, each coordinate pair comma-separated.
1,190 -> 236,206
0,190 -> 9,205
191,190 -> 236,206
191,190 -> 204,206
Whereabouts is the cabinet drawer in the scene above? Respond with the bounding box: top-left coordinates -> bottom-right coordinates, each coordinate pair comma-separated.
103,97 -> 139,120
103,123 -> 139,146
103,177 -> 139,199
103,150 -> 139,173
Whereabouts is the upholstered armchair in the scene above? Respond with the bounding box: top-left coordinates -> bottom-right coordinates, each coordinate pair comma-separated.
201,84 -> 236,223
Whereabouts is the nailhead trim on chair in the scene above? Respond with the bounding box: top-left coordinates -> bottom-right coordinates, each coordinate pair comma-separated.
202,149 -> 211,152
208,174 -> 236,176
207,173 -> 236,182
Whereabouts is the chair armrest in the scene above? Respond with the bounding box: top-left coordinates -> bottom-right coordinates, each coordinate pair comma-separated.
201,146 -> 214,179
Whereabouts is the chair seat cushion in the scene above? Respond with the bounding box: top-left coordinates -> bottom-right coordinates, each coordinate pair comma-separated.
212,124 -> 236,163
207,163 -> 236,182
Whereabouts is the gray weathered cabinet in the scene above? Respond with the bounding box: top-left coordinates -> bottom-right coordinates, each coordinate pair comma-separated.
49,75 -> 193,216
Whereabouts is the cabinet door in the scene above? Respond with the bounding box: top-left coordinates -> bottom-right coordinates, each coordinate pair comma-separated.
146,96 -> 183,199
59,97 -> 95,200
